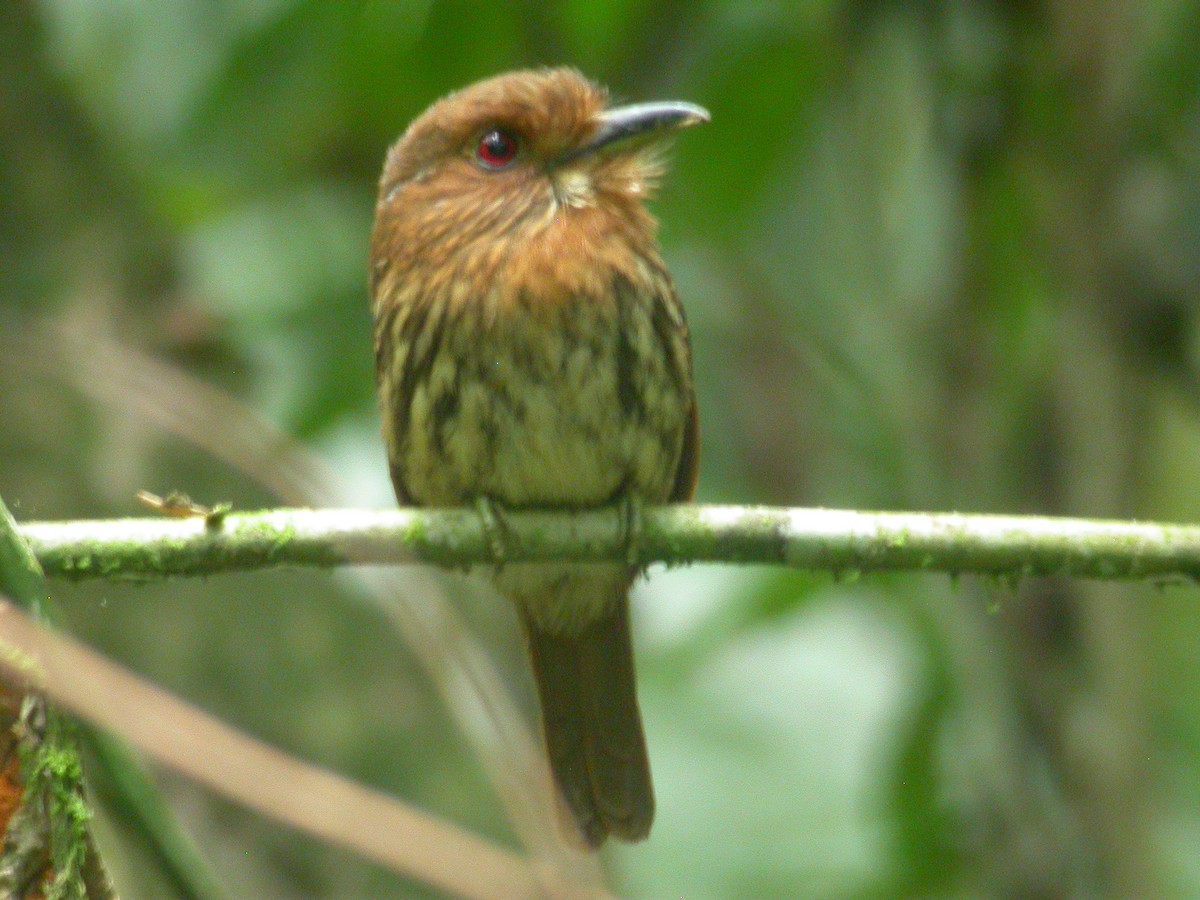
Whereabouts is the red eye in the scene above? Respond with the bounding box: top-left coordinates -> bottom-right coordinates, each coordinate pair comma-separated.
476,128 -> 519,169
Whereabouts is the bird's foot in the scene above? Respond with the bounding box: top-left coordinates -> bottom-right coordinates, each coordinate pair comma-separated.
475,496 -> 515,570
619,494 -> 645,568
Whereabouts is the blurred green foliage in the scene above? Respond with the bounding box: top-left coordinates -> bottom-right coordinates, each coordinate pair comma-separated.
5,0 -> 1200,896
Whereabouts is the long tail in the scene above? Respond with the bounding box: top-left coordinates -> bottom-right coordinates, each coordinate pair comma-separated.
523,597 -> 654,847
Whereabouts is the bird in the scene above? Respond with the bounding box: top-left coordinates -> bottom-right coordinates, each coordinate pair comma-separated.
369,67 -> 706,847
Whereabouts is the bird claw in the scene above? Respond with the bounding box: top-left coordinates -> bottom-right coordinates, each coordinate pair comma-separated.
475,496 -> 514,569
620,494 -> 645,568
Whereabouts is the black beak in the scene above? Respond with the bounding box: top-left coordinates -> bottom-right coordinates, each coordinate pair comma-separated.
559,101 -> 709,164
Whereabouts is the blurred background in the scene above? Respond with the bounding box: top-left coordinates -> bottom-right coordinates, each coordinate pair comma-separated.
4,0 -> 1200,896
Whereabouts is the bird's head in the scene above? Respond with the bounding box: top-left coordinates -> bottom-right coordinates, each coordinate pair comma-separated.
370,68 -> 707,302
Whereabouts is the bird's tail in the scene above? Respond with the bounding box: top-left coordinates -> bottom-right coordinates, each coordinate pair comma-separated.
523,596 -> 654,847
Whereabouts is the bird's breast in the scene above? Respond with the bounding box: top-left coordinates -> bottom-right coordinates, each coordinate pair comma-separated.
380,256 -> 692,510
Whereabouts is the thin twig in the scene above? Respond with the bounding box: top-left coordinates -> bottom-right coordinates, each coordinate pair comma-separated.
19,505 -> 1200,583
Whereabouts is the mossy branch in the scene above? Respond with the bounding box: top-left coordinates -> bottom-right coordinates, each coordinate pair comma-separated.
19,505 -> 1200,584
0,499 -> 115,898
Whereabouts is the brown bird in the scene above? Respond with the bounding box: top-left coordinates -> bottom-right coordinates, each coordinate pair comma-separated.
369,68 -> 705,847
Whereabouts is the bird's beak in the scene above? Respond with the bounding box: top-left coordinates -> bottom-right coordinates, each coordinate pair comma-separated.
558,101 -> 709,165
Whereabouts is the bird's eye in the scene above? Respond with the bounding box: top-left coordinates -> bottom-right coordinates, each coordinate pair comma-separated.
476,129 -> 519,169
